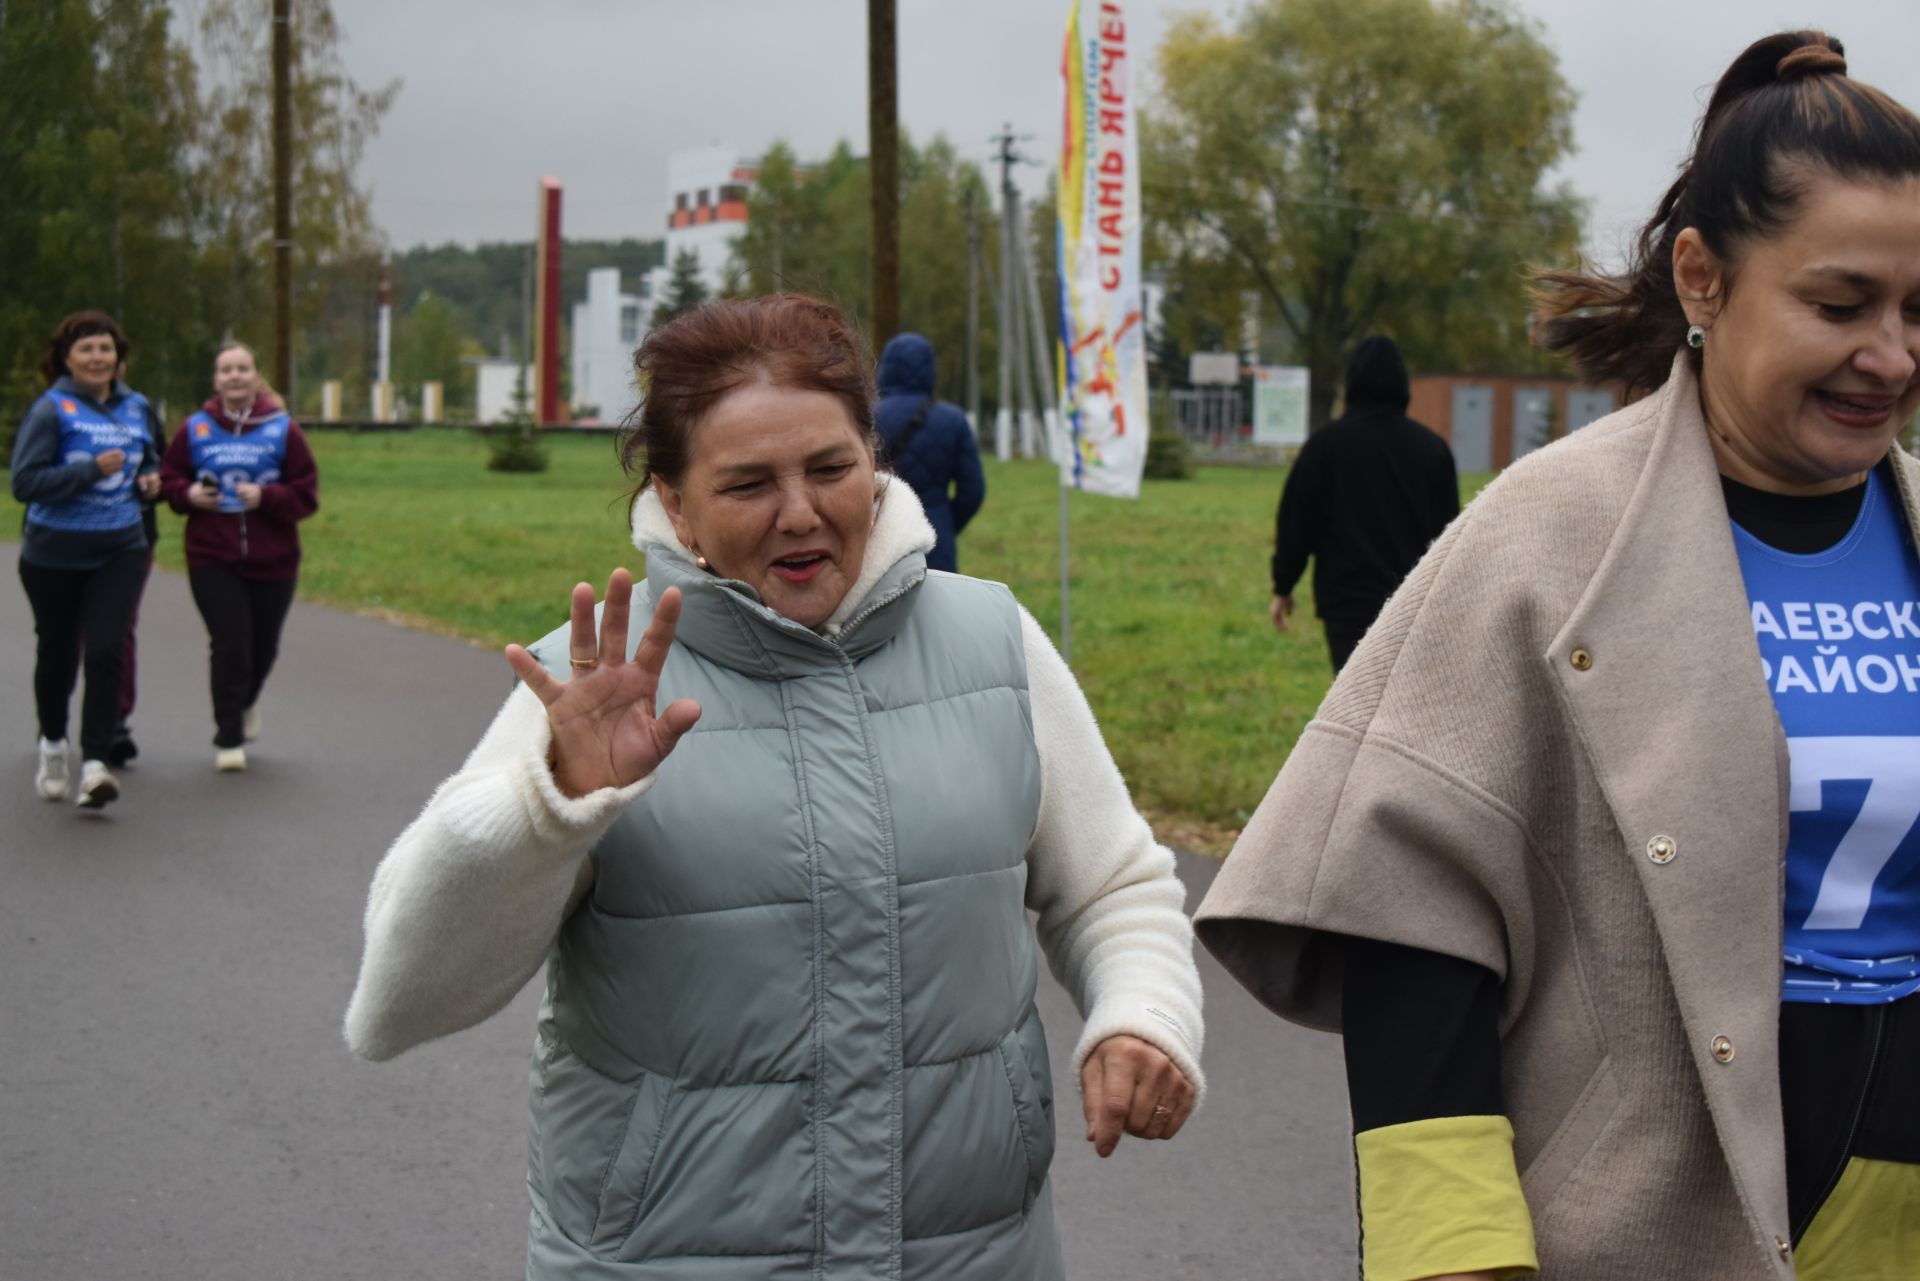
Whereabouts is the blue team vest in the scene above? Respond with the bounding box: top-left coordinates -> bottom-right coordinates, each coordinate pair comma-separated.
186,409 -> 290,513
25,388 -> 150,533
1733,467 -> 1920,1004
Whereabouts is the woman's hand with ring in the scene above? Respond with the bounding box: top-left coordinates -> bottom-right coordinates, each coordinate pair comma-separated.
504,570 -> 702,798
1079,1033 -> 1197,1158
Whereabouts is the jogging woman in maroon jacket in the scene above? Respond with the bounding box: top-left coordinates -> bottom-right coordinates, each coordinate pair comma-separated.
159,341 -> 319,771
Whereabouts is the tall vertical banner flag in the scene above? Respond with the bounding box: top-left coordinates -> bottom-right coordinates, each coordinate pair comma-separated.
1059,0 -> 1148,499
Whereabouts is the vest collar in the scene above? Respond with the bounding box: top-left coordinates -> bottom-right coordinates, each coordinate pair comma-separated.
629,477 -> 939,672
50,375 -> 130,414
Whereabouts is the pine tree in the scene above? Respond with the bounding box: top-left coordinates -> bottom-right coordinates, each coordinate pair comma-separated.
650,249 -> 710,328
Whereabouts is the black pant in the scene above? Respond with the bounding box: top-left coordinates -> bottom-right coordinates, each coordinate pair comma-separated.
188,564 -> 298,748
1325,617 -> 1370,673
75,545 -> 154,722
18,549 -> 150,760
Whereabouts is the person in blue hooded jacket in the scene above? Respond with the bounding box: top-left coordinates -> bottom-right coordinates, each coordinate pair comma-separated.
874,332 -> 985,573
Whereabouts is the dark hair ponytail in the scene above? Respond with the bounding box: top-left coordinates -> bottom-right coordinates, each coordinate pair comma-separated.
1535,31 -> 1920,397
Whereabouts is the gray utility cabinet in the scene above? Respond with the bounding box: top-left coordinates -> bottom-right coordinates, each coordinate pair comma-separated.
1450,384 -> 1493,472
1566,389 -> 1616,431
1512,388 -> 1554,461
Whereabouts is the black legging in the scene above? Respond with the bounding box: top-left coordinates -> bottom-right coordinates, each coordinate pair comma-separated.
18,547 -> 150,760
188,564 -> 298,748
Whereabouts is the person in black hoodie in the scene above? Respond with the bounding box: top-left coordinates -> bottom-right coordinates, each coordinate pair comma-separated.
1269,336 -> 1458,670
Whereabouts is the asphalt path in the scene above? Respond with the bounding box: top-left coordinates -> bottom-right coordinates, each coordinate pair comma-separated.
0,546 -> 1357,1280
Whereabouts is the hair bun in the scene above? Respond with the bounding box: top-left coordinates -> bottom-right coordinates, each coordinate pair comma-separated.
1777,43 -> 1847,80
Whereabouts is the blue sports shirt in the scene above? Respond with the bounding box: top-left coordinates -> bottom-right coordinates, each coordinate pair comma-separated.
1733,466 -> 1920,1004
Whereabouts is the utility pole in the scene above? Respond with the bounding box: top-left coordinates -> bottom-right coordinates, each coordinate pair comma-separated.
1017,199 -> 1058,461
985,128 -> 1071,657
992,124 -> 1019,461
1008,199 -> 1038,458
965,187 -> 981,436
867,0 -> 899,346
272,0 -> 293,398
1015,196 -> 1069,660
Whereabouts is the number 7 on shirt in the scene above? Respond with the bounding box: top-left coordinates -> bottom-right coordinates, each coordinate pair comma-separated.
1790,736 -> 1920,932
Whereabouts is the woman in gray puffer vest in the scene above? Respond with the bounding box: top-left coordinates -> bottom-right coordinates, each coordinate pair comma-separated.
345,295 -> 1204,1281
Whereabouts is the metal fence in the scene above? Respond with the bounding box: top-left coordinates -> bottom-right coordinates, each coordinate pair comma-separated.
1153,386 -> 1286,463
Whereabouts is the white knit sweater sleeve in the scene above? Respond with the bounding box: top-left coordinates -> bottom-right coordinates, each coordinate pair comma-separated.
343,683 -> 650,1061
1018,607 -> 1207,1100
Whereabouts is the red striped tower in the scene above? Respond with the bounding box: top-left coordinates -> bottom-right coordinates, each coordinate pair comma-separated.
534,178 -> 564,424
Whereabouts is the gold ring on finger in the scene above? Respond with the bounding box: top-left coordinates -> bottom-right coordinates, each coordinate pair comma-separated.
569,657 -> 598,670
1151,1105 -> 1172,1119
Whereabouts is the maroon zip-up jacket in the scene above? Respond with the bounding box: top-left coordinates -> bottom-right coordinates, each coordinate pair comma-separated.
159,393 -> 320,580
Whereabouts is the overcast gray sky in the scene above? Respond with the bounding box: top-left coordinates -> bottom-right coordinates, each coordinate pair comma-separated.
294,0 -> 1920,266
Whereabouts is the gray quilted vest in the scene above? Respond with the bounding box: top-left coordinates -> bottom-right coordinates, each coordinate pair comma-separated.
524,541 -> 1060,1280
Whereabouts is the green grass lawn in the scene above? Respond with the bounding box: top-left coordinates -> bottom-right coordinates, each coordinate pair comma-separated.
4,429 -> 1489,852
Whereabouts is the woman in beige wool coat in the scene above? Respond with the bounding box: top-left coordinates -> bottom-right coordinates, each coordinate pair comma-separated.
1198,31 -> 1920,1281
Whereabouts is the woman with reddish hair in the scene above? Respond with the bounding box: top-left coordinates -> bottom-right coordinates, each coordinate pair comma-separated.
345,295 -> 1205,1280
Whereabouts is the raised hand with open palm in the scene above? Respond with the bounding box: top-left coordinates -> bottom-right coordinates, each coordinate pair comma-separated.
503,569 -> 702,798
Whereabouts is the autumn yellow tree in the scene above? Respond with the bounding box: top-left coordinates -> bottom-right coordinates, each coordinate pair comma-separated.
1143,0 -> 1585,424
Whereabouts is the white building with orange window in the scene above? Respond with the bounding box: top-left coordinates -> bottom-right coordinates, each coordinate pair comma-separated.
571,145 -> 759,422
645,143 -> 757,302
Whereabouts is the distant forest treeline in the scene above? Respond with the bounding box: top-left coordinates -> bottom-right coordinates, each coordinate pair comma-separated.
380,238 -> 664,417
391,238 -> 664,362
0,0 -> 672,430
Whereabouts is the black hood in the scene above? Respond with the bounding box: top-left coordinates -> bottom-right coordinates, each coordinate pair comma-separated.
1344,336 -> 1410,410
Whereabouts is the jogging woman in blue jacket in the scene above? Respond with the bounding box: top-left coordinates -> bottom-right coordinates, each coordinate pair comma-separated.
10,311 -> 162,809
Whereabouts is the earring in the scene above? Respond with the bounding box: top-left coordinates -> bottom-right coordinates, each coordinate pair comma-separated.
694,553 -> 710,571
1686,324 -> 1707,350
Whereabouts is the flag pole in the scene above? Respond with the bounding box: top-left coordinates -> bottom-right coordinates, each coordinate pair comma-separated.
1059,476 -> 1071,663
1015,194 -> 1072,663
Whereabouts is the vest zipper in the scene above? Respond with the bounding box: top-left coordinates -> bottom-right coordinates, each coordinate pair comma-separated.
1791,1001 -> 1889,1242
834,577 -> 921,643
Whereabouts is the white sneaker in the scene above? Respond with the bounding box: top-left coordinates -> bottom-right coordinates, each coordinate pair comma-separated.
216,747 -> 248,773
243,705 -> 262,742
36,738 -> 70,800
75,759 -> 118,809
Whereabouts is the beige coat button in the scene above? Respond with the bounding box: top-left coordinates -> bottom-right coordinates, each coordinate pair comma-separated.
1570,647 -> 1593,671
1711,1035 -> 1736,1063
1647,835 -> 1677,864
